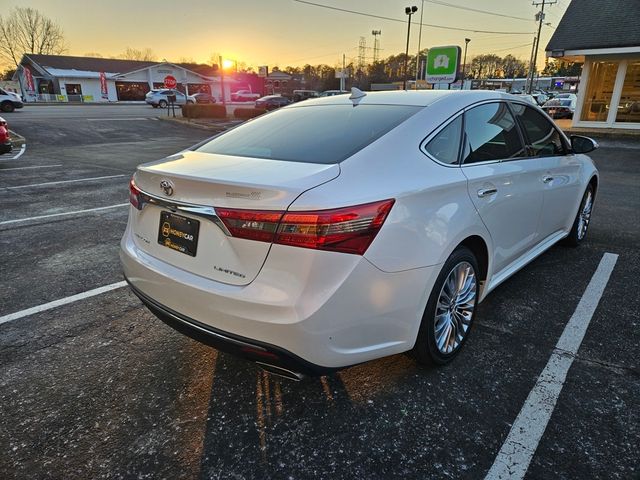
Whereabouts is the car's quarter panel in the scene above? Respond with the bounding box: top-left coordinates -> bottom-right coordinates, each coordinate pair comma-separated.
288,98 -> 492,273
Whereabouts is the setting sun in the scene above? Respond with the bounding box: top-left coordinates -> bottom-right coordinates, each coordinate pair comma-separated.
222,59 -> 235,70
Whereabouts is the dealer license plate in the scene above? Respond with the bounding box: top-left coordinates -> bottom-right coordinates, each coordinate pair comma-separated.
157,211 -> 200,257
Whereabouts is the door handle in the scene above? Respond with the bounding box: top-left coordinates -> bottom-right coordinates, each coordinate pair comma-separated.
477,187 -> 497,197
542,175 -> 554,184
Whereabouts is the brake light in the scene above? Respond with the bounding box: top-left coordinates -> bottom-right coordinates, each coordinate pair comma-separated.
216,208 -> 283,243
217,199 -> 394,255
129,178 -> 142,210
275,199 -> 395,255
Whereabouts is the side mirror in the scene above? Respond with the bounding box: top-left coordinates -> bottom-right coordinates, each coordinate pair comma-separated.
570,135 -> 598,154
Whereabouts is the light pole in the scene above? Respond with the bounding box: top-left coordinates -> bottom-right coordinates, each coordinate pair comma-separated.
414,0 -> 425,88
461,38 -> 471,90
403,5 -> 418,90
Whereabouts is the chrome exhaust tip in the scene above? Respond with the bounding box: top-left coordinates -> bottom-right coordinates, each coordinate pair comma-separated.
256,362 -> 305,382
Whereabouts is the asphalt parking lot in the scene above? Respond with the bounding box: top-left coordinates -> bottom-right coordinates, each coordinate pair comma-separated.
1,105 -> 638,480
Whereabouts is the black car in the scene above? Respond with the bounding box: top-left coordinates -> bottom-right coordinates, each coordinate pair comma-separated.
190,92 -> 216,104
254,95 -> 292,111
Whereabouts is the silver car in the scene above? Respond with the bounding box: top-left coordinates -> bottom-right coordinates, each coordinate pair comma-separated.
145,89 -> 192,108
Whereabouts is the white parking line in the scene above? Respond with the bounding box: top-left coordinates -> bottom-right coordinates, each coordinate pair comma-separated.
1,164 -> 62,171
0,203 -> 128,226
485,252 -> 618,480
4,174 -> 125,189
0,143 -> 26,161
0,281 -> 128,326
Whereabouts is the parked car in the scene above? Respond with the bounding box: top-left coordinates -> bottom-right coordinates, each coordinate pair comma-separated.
531,92 -> 548,105
319,90 -> 350,97
292,90 -> 319,102
254,95 -> 292,110
542,96 -> 577,118
231,90 -> 260,102
122,90 -> 598,379
188,92 -> 216,104
0,88 -> 24,113
0,116 -> 11,154
145,89 -> 192,108
512,94 -> 537,106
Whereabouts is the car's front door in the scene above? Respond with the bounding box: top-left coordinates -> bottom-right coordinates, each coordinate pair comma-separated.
511,102 -> 583,237
460,102 -> 545,275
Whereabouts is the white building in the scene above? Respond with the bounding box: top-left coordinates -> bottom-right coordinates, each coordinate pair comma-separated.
546,0 -> 640,129
15,54 -> 232,103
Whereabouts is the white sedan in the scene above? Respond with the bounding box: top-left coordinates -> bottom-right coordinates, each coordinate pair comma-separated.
121,89 -> 598,380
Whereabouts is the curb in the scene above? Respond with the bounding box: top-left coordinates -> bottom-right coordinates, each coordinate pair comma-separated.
158,116 -> 243,132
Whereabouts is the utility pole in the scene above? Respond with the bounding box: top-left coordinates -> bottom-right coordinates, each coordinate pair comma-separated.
341,53 -> 346,91
218,55 -> 226,107
528,0 -> 556,93
414,0 -> 425,87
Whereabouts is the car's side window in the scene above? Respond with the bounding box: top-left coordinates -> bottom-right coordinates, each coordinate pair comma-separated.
424,115 -> 462,165
511,103 -> 566,156
462,102 -> 525,164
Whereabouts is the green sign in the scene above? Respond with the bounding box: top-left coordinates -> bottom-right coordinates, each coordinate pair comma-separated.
426,45 -> 461,84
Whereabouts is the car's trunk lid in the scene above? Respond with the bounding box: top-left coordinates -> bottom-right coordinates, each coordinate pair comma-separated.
131,151 -> 340,286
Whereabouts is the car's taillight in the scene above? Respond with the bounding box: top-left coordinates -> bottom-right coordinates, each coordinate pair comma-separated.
217,199 -> 394,255
129,178 -> 142,210
216,208 -> 284,243
275,199 -> 395,255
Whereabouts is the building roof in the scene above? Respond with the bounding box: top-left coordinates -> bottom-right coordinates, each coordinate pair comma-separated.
26,54 -> 158,75
546,0 -> 640,53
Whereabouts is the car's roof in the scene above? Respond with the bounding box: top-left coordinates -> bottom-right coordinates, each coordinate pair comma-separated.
296,89 -> 513,108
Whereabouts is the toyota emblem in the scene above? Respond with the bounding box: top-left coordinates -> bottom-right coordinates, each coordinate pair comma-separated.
160,180 -> 174,196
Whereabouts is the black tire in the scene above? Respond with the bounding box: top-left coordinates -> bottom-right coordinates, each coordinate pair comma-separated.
1,101 -> 15,113
158,100 -> 168,108
562,184 -> 595,247
412,246 -> 480,366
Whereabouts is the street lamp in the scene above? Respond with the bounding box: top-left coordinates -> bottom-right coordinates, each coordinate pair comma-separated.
403,5 -> 418,90
461,38 -> 471,90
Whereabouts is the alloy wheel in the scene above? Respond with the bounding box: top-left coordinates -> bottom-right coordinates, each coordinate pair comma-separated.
434,261 -> 477,354
577,190 -> 593,240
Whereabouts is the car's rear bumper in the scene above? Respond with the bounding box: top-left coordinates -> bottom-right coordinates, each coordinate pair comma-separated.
126,279 -> 334,377
120,215 -> 437,369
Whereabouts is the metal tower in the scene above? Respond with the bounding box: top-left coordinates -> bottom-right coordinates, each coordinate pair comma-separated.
372,30 -> 381,63
357,36 -> 366,74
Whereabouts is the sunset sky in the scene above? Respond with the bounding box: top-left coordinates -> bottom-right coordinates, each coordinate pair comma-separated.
6,0 -> 570,68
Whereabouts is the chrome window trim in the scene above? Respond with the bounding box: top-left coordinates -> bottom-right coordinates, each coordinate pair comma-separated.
136,188 -> 232,236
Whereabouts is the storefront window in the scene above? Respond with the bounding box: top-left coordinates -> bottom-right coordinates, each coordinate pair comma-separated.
115,81 -> 150,101
580,61 -> 618,122
616,61 -> 640,123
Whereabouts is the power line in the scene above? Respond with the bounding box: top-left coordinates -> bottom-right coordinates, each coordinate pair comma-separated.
492,41 -> 535,53
423,0 -> 531,21
292,0 -> 532,34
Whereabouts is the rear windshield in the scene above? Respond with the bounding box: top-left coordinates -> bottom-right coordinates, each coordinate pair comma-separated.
196,104 -> 422,164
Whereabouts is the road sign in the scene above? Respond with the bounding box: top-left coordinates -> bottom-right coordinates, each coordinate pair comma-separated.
426,46 -> 461,84
164,75 -> 177,89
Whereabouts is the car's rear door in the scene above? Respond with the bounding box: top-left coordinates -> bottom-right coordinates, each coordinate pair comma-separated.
511,102 -> 583,237
460,101 -> 545,274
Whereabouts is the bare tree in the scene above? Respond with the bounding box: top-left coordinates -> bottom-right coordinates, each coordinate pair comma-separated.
119,47 -> 157,62
0,7 -> 66,67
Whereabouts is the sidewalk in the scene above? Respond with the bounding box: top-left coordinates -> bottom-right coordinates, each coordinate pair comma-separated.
555,118 -> 640,139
